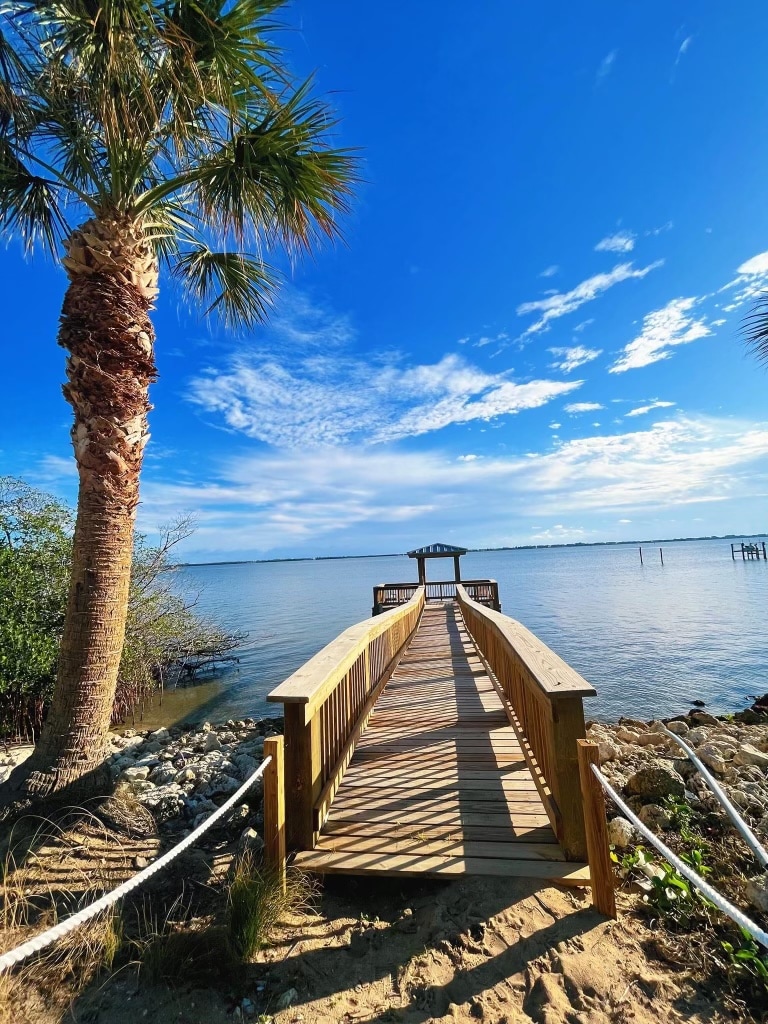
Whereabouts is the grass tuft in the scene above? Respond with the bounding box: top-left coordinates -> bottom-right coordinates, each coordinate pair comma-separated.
226,855 -> 315,962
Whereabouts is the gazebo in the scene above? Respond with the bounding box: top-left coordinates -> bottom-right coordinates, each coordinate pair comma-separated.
407,542 -> 467,585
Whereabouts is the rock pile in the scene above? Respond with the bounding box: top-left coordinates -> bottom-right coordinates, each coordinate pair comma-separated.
587,710 -> 768,913
107,717 -> 282,837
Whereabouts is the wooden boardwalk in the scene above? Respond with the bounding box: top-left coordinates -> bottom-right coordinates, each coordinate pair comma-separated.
294,604 -> 588,880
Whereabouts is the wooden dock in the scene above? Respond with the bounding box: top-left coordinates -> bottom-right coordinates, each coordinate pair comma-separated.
268,578 -> 614,912
292,604 -> 586,880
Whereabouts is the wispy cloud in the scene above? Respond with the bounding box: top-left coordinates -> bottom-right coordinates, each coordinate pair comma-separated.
595,231 -> 636,253
539,265 -> 560,278
189,352 -> 583,447
674,35 -> 692,68
720,251 -> 768,313
132,415 -> 768,556
517,261 -> 663,338
548,345 -> 603,373
625,400 -> 676,417
596,50 -> 617,82
565,401 -> 604,414
610,297 -> 710,373
574,319 -> 594,333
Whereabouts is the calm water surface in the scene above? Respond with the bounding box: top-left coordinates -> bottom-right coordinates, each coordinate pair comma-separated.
138,541 -> 768,729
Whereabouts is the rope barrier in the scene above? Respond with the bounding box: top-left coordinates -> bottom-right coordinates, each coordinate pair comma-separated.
591,764 -> 768,949
0,754 -> 272,975
661,726 -> 768,871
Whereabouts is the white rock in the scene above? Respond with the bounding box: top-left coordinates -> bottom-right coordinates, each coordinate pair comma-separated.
636,732 -> 668,747
638,804 -> 672,830
120,765 -> 150,781
203,731 -> 222,752
686,728 -> 709,746
745,875 -> 768,914
150,727 -> 170,744
607,817 -> 636,848
666,720 -> 689,736
735,744 -> 768,769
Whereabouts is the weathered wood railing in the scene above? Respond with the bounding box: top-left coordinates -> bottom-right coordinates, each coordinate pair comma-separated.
373,579 -> 500,615
267,587 -> 425,849
456,585 -> 595,860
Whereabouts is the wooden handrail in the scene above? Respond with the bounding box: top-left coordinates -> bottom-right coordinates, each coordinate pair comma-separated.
456,584 -> 594,860
373,578 -> 500,614
267,587 -> 425,849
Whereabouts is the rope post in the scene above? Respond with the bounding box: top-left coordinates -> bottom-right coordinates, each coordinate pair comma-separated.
577,740 -> 616,918
263,735 -> 286,894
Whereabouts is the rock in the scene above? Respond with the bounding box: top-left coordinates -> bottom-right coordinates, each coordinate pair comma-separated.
227,804 -> 251,831
237,827 -> 264,856
120,765 -> 150,782
616,728 -> 639,744
139,784 -> 186,824
203,731 -> 222,753
597,740 -> 620,763
175,767 -> 197,785
150,727 -> 170,744
202,773 -> 240,799
276,988 -> 298,1011
141,740 -> 162,754
745,876 -> 768,914
148,766 -> 176,786
665,720 -> 689,736
698,746 -> 729,775
671,758 -> 696,780
218,730 -> 236,744
134,855 -> 150,869
735,744 -> 768,769
638,804 -> 672,830
607,816 -> 636,848
690,711 -> 719,726
636,732 -> 668,747
625,766 -> 684,803
232,753 -> 259,778
686,727 -> 709,746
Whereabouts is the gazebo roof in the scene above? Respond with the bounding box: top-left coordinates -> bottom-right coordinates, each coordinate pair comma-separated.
407,542 -> 467,559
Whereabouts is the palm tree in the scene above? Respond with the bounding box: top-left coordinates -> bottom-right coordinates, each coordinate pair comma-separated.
745,300 -> 768,365
0,1 -> 356,804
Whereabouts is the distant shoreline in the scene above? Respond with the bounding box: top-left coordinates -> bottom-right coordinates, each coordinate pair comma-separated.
180,532 -> 768,568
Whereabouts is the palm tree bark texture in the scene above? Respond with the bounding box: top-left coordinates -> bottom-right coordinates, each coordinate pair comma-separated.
18,218 -> 158,797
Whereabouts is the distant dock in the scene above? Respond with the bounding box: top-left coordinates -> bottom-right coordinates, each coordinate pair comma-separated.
731,541 -> 767,561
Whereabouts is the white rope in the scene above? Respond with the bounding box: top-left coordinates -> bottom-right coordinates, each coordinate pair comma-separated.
661,726 -> 768,871
0,755 -> 272,974
591,763 -> 768,949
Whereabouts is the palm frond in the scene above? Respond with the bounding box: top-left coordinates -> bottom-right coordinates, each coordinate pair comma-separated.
0,140 -> 68,253
744,296 -> 768,366
172,244 -> 278,327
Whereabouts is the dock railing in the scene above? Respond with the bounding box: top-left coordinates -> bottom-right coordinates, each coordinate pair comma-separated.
456,584 -> 595,860
373,578 -> 500,615
267,586 -> 425,849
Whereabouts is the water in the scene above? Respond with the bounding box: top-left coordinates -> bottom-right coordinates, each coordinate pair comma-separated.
138,540 -> 768,729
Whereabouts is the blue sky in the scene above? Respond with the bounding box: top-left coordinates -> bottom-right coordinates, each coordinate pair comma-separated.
4,1 -> 768,560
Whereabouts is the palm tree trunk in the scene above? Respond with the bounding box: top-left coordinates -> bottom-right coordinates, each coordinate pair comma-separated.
7,215 -> 158,802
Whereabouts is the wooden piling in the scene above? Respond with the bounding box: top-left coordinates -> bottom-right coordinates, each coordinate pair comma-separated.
659,547 -> 664,566
263,735 -> 287,893
577,740 -> 616,918
639,546 -> 643,566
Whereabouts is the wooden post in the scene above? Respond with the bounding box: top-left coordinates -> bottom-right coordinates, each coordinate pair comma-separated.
454,555 -> 461,583
659,547 -> 663,566
731,544 -> 735,561
549,697 -> 588,861
263,735 -> 286,893
639,546 -> 643,566
577,740 -> 616,918
284,705 -> 321,850
763,542 -> 767,561
417,557 -> 426,586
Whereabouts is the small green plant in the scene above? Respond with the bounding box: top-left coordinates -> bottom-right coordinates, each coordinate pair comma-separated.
721,928 -> 768,990
226,856 -> 315,962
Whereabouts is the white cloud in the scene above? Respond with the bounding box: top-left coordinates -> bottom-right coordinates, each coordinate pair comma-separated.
539,265 -> 560,278
549,422 -> 561,430
517,261 -> 663,338
675,36 -> 692,67
597,50 -> 617,81
548,345 -> 603,373
135,414 -> 768,556
625,400 -> 676,417
618,518 -> 632,524
574,319 -> 594,333
610,297 -> 711,373
457,454 -> 480,462
720,251 -> 768,312
595,231 -> 635,254
189,352 -> 583,447
565,402 -> 604,414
